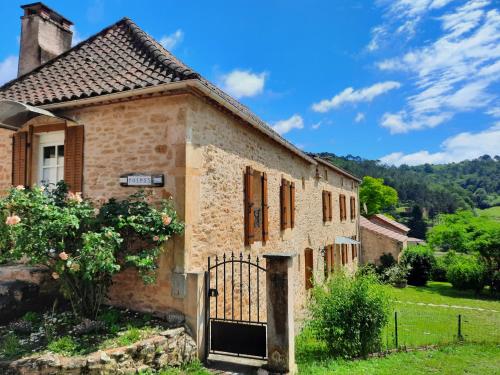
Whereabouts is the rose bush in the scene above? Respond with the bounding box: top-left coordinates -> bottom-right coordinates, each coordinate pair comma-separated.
0,183 -> 183,319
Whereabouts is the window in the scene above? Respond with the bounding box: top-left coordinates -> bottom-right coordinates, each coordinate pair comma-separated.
324,244 -> 335,277
38,131 -> 65,187
351,244 -> 358,259
350,196 -> 356,220
322,190 -> 332,222
244,166 -> 268,245
341,244 -> 348,265
339,194 -> 347,221
280,178 -> 295,230
305,248 -> 314,290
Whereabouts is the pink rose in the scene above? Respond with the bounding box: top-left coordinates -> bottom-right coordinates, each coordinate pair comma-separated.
59,252 -> 69,261
162,214 -> 172,226
5,215 -> 21,226
15,185 -> 25,190
52,272 -> 60,280
153,235 -> 160,242
68,192 -> 83,203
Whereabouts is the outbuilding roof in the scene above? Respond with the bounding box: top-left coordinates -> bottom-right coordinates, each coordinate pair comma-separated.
370,214 -> 410,233
360,216 -> 408,242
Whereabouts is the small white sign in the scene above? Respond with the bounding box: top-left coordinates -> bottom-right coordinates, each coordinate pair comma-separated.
127,175 -> 152,186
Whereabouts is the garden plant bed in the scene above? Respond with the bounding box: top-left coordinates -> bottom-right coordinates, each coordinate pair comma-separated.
0,306 -> 196,374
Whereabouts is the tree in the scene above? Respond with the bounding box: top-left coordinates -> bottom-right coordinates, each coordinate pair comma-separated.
407,205 -> 427,239
359,176 -> 398,216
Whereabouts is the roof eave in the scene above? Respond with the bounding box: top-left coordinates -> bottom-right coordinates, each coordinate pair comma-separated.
38,79 -> 318,166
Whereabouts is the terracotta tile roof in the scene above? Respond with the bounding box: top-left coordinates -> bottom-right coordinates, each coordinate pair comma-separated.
370,214 -> 410,233
0,17 -> 314,164
360,216 -> 408,242
0,18 -> 199,106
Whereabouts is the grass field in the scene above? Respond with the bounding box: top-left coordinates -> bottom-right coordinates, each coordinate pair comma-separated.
297,281 -> 500,374
297,342 -> 500,375
479,206 -> 500,221
382,282 -> 499,347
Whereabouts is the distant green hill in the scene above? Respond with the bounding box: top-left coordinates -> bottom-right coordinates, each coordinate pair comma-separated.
318,153 -> 500,218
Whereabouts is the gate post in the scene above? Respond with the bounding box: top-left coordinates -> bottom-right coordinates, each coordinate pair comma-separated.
263,252 -> 297,374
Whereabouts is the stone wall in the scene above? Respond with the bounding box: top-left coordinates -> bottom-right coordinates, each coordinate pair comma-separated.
360,227 -> 406,265
0,327 -> 196,375
0,128 -> 12,194
10,95 -> 191,318
185,95 -> 359,318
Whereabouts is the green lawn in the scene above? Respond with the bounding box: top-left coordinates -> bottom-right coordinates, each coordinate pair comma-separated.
478,206 -> 500,221
297,342 -> 500,375
297,281 -> 500,374
382,282 -> 500,347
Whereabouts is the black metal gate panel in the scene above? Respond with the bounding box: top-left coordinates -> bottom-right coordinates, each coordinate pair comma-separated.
205,253 -> 267,359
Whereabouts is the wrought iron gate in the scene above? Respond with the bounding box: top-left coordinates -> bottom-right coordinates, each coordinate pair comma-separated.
205,253 -> 267,359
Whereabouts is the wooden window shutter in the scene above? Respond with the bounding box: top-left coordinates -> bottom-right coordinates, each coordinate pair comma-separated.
244,166 -> 255,245
281,178 -> 287,230
305,249 -> 314,290
64,125 -> 84,193
262,172 -> 269,243
290,181 -> 295,228
12,132 -> 28,187
351,244 -> 355,259
328,192 -> 332,221
322,191 -> 327,222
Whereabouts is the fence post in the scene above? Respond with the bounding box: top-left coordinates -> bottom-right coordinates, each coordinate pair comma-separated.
458,314 -> 463,341
394,311 -> 399,348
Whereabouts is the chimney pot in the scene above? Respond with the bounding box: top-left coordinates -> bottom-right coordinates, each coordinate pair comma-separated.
18,2 -> 74,77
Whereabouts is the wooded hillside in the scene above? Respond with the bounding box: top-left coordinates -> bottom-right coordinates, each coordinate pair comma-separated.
319,153 -> 500,217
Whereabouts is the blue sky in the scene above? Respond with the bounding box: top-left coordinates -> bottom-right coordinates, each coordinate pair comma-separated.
1,0 -> 499,165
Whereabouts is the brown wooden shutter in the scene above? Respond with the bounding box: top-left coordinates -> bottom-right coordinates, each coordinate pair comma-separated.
322,191 -> 327,222
305,248 -> 314,290
290,181 -> 295,228
281,178 -> 287,230
64,125 -> 84,193
328,192 -> 332,221
245,166 -> 255,245
12,132 -> 28,187
262,172 -> 269,243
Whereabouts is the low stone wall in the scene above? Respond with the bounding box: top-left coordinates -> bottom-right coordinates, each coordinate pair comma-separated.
0,265 -> 58,324
0,327 -> 196,375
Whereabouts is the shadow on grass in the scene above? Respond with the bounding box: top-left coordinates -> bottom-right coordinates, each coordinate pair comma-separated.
410,282 -> 498,303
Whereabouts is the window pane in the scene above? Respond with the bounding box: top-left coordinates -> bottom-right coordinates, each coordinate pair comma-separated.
57,145 -> 64,165
43,146 -> 56,166
57,166 -> 64,181
42,167 -> 57,185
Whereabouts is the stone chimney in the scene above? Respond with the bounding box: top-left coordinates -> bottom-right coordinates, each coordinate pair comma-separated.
18,2 -> 73,77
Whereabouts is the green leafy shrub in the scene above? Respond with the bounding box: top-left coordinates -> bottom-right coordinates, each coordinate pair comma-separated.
384,264 -> 409,287
447,256 -> 486,292
401,245 -> 436,286
0,184 -> 184,319
0,333 -> 22,359
432,257 -> 448,281
308,271 -> 390,358
47,336 -> 78,356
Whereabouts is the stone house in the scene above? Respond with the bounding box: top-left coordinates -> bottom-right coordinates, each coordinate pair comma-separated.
360,214 -> 410,265
0,3 -> 361,354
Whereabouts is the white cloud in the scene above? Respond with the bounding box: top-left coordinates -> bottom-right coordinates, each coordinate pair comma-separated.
355,112 -> 365,123
311,121 -> 322,130
71,26 -> 84,46
0,56 -> 18,85
380,123 -> 500,165
487,106 -> 500,117
375,0 -> 500,133
219,69 -> 267,99
271,114 -> 304,135
311,81 -> 401,113
160,29 -> 184,50
366,0 -> 454,50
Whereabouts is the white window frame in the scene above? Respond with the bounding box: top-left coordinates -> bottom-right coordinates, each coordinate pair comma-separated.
38,131 -> 65,187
